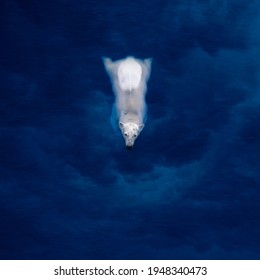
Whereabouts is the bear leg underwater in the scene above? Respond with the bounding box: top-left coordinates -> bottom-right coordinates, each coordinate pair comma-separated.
103,56 -> 152,148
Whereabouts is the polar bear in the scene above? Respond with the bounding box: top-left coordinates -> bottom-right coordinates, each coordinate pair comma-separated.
103,56 -> 152,148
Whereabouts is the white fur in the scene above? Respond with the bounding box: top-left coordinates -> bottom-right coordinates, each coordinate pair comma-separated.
103,56 -> 152,147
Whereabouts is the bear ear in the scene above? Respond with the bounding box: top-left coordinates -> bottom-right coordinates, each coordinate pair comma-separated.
139,124 -> 145,130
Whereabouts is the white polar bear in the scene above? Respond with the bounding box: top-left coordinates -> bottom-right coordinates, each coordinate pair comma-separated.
103,56 -> 152,148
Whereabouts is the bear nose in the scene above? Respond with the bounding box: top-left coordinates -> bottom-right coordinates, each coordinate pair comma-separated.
126,145 -> 133,150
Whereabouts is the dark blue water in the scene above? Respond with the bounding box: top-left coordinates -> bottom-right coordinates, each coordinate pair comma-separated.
0,0 -> 259,259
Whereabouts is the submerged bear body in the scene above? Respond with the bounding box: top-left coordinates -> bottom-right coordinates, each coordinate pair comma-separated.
103,56 -> 152,148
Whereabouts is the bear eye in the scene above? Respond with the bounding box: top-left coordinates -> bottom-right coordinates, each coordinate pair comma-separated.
134,134 -> 137,137
124,133 -> 128,136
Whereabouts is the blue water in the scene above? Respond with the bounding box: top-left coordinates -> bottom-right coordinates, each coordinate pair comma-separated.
0,0 -> 259,259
